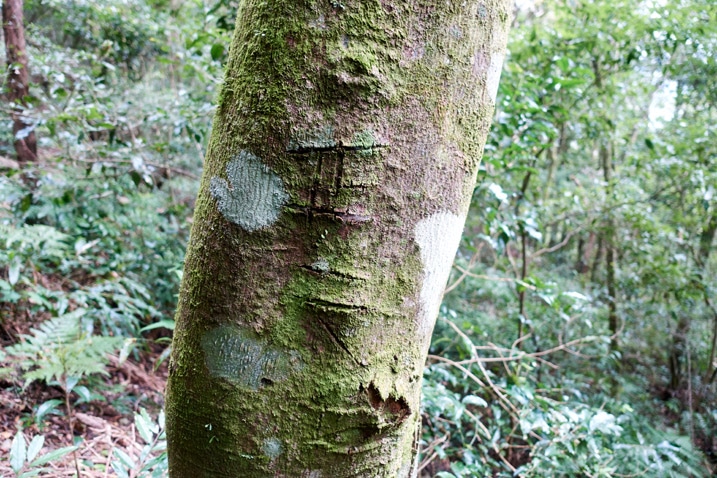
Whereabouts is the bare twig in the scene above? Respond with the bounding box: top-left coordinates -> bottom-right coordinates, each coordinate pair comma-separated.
72,156 -> 200,180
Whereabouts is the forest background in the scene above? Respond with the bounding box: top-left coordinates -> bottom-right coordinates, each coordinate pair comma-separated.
0,0 -> 715,476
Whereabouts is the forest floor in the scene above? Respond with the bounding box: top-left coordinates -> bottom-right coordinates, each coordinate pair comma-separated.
0,310 -> 168,477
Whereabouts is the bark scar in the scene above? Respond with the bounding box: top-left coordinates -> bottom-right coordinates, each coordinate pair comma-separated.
362,382 -> 411,425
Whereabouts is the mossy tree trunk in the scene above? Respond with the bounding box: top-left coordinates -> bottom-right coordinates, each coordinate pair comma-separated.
166,1 -> 511,476
2,0 -> 36,163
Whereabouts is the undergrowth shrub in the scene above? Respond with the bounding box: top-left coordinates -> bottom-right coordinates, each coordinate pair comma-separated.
0,164 -> 189,335
420,312 -> 708,477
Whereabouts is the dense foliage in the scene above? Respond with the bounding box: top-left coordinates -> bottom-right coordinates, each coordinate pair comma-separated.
0,0 -> 715,476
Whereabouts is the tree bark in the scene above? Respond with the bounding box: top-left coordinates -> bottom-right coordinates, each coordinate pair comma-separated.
600,143 -> 619,351
166,1 -> 510,476
2,0 -> 36,162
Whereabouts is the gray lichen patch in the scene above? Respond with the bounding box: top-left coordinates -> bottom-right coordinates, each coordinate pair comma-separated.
209,150 -> 289,231
261,438 -> 283,459
201,326 -> 302,389
310,257 -> 330,272
287,125 -> 336,152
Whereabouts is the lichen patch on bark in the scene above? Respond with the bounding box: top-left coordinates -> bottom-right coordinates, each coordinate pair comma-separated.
209,150 -> 289,231
201,325 -> 302,389
486,51 -> 505,102
262,437 -> 283,459
414,212 -> 465,343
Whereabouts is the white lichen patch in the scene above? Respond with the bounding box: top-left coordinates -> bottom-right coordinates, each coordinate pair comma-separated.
414,212 -> 465,340
486,52 -> 505,102
201,326 -> 302,389
311,257 -> 330,272
261,438 -> 283,459
209,150 -> 288,231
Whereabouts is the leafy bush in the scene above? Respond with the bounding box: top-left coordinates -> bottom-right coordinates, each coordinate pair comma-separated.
421,313 -> 707,477
26,0 -> 168,76
0,164 -> 189,334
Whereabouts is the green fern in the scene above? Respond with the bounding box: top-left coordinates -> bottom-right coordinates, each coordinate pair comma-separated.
6,308 -> 124,389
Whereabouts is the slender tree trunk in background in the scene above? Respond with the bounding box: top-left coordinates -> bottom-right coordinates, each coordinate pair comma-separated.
601,143 -> 619,351
515,170 -> 532,343
698,211 -> 717,269
696,210 -> 717,381
669,310 -> 690,391
575,235 -> 587,274
590,234 -> 603,283
2,0 -> 37,162
541,122 -> 566,205
165,1 -> 511,476
669,209 -> 717,388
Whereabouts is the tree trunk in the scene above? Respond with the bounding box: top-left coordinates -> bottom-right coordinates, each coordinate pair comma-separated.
695,210 -> 717,381
165,1 -> 511,476
600,143 -> 619,351
669,311 -> 690,391
2,0 -> 37,162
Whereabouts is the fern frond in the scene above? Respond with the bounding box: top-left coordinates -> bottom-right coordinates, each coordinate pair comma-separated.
6,308 -> 124,389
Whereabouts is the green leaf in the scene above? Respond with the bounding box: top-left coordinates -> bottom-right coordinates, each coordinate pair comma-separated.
114,447 -> 137,469
157,409 -> 166,430
588,411 -> 622,435
140,319 -> 175,332
10,431 -> 27,473
135,411 -> 155,443
111,461 -> 130,478
35,399 -> 62,423
130,170 -> 143,186
74,386 -> 92,403
8,258 -> 21,286
30,445 -> 78,467
63,376 -> 80,393
210,43 -> 225,61
462,395 -> 488,407
26,435 -> 45,463
118,338 -> 136,365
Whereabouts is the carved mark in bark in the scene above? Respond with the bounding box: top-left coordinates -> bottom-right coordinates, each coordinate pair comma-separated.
287,139 -> 386,221
299,262 -> 370,281
286,142 -> 387,155
307,298 -> 370,314
289,205 -> 373,225
314,313 -> 362,367
306,298 -> 370,367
